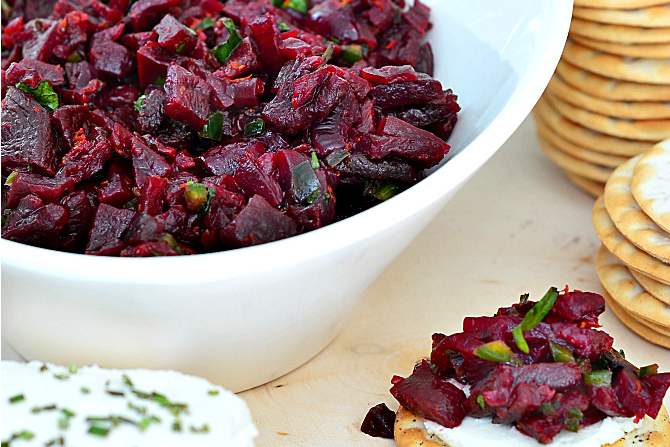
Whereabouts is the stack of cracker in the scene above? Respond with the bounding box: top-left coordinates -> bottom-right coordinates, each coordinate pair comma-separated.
533,0 -> 670,197
593,138 -> 670,348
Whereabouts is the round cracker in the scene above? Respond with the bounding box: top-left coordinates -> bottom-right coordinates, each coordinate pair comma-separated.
604,288 -> 670,349
555,59 -> 670,102
631,138 -> 670,233
593,196 -> 670,284
395,403 -> 670,447
536,116 -> 630,167
596,244 -> 670,326
630,268 -> 670,304
570,33 -> 670,59
604,154 -> 670,262
547,73 -> 670,120
569,17 -> 670,44
562,39 -> 670,85
634,313 -> 670,336
565,171 -> 607,197
575,0 -> 670,8
573,5 -> 670,28
395,406 -> 447,447
533,97 -> 655,156
545,92 -> 670,142
538,134 -> 615,182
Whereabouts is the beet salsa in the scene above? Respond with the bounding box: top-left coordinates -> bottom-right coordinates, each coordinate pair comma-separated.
362,288 -> 670,443
0,0 -> 459,256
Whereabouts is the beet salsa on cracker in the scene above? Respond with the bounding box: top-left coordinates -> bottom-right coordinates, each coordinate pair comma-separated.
0,0 -> 459,256
362,287 -> 670,444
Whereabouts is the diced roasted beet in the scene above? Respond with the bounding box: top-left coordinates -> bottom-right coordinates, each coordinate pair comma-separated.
200,185 -> 232,231
154,14 -> 198,55
123,212 -> 166,243
360,403 -> 396,439
415,42 -> 433,76
120,240 -> 179,256
155,118 -> 196,151
510,363 -> 582,391
6,59 -> 65,88
244,13 -> 285,78
118,31 -> 157,52
129,0 -> 182,32
589,385 -> 634,418
58,127 -> 113,184
90,38 -> 135,79
131,134 -> 173,188
390,360 -> 466,428
136,42 -> 189,88
137,88 -> 167,135
361,65 -> 418,85
229,194 -> 297,246
155,205 -> 188,235
614,368 -> 651,421
21,19 -> 60,62
2,202 -> 68,248
60,190 -> 95,251
85,203 -> 135,255
492,383 -> 556,424
551,323 -> 613,361
547,290 -> 606,327
369,74 -> 445,109
335,152 -> 420,184
516,413 -> 564,444
234,151 -> 283,207
214,37 -> 263,80
403,0 -> 431,34
51,105 -> 91,151
279,37 -> 313,60
642,373 -> 670,419
1,88 -> 59,175
312,89 -> 359,156
305,0 -> 358,43
110,122 -> 134,158
5,173 -> 74,209
163,63 -> 212,131
199,141 -> 265,176
137,175 -> 167,215
97,158 -> 136,207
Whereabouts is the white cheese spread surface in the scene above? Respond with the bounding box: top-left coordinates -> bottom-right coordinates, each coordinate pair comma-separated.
1,361 -> 258,446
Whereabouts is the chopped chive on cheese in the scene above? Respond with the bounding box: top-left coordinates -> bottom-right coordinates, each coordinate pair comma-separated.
8,394 -> 24,404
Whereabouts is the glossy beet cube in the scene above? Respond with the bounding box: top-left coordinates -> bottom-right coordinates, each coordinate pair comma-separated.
154,14 -> 198,55
230,194 -> 297,246
129,0 -> 182,32
163,63 -> 212,131
85,203 -> 135,255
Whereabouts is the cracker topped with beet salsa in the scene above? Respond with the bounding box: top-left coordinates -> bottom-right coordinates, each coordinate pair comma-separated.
362,287 -> 670,446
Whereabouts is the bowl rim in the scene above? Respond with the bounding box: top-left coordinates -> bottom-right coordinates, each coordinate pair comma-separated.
1,0 -> 573,283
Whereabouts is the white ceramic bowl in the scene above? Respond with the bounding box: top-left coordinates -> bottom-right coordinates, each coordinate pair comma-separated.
1,0 -> 572,392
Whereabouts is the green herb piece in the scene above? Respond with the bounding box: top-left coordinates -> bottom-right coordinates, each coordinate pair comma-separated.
40,364 -> 49,372
565,407 -> 583,432
200,112 -> 224,141
105,390 -> 125,397
88,426 -> 110,437
138,416 -> 159,431
194,17 -> 216,30
584,370 -> 613,386
311,151 -> 319,169
549,342 -> 576,364
512,287 -> 559,354
321,42 -> 334,65
184,181 -> 209,213
340,44 -> 363,64
278,21 -> 291,32
212,19 -> 242,63
58,408 -> 76,429
124,198 -> 137,210
639,364 -> 658,378
32,404 -> 57,413
172,420 -> 182,432
187,27 -> 197,36
53,374 -> 69,381
592,353 -> 608,371
243,118 -> 265,137
208,389 -> 220,396
154,76 -> 166,86
158,233 -> 188,255
8,394 -> 24,404
1,0 -> 12,17
176,42 -> 186,53
5,171 -> 18,185
15,81 -> 59,111
476,395 -> 485,410
519,293 -> 529,304
283,0 -> 308,13
325,149 -> 349,167
291,161 -> 321,204
122,374 -> 134,387
540,401 -> 557,416
131,390 -> 188,417
329,36 -> 340,43
3,430 -> 35,446
619,349 -> 626,359
66,51 -> 83,63
1,209 -> 12,227
127,401 -> 147,415
44,436 -> 64,446
189,423 -> 210,433
27,165 -> 33,172
135,94 -> 146,113
68,364 -> 78,374
272,0 -> 283,8
474,340 -> 513,363
363,181 -> 400,201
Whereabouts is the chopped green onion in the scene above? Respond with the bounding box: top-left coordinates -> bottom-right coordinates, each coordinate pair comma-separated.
540,401 -> 558,415
291,161 -> 321,204
243,118 -> 265,137
105,390 -> 125,397
363,181 -> 400,201
53,374 -> 69,381
283,0 -> 308,13
88,426 -> 110,437
122,375 -> 134,388
194,17 -> 215,30
474,340 -> 513,363
330,37 -> 340,44
32,404 -> 57,413
272,0 -> 284,8
619,349 -> 626,359
584,370 -> 613,386
198,187 -> 215,220
340,44 -> 363,64
476,395 -> 485,410
8,394 -> 24,404
14,81 -> 59,111
154,76 -> 166,86
549,342 -> 576,364
68,364 -> 78,374
200,112 -> 224,141
565,407 -> 583,432
172,420 -> 182,432
184,181 -> 209,213
135,94 -> 146,112
325,149 -> 349,167
321,42 -> 334,65
66,51 -> 83,63
124,198 -> 137,210
311,151 -> 319,169
176,42 -> 186,53
189,423 -> 210,433
208,389 -> 219,396
40,364 -> 49,372
512,287 -> 559,354
639,364 -> 658,378
212,19 -> 242,63
278,21 -> 291,32
519,293 -> 529,304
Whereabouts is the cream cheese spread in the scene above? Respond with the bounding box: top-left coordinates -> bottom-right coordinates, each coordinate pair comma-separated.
424,414 -> 642,447
1,361 -> 258,446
